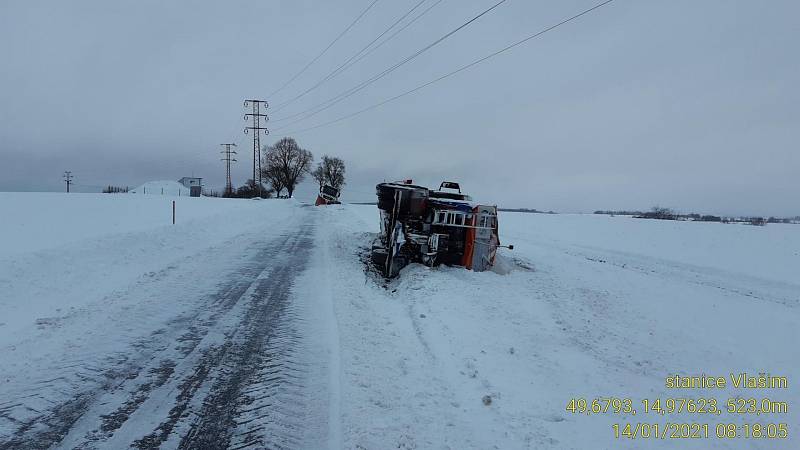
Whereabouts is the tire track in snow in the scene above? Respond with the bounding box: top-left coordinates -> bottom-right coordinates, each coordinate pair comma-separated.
0,218 -> 318,449
176,223 -> 314,450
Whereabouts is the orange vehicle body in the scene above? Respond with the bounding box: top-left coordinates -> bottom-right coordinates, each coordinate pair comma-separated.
461,205 -> 500,270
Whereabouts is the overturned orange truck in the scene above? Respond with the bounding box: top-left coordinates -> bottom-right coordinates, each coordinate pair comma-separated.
371,181 -> 510,277
315,184 -> 341,206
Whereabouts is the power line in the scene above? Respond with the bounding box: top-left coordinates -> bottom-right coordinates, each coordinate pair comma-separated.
278,0 -> 615,136
219,0 -> 442,162
270,0 -> 508,129
271,0 -> 431,113
332,0 -> 445,85
268,0 -> 381,99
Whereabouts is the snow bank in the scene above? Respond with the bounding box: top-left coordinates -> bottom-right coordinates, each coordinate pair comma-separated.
0,192 -> 253,256
500,212 -> 800,285
0,192 -> 294,344
129,180 -> 189,196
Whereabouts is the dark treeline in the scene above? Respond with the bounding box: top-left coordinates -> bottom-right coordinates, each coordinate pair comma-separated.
102,185 -> 129,193
226,179 -> 272,199
594,207 -> 799,226
498,208 -> 556,214
593,209 -> 646,216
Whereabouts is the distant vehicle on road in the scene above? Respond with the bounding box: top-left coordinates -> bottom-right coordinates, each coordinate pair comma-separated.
315,184 -> 341,206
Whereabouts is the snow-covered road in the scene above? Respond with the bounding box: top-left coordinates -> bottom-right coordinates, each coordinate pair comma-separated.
0,196 -> 338,449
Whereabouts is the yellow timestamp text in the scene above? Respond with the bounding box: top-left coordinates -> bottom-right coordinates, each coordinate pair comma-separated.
612,422 -> 788,440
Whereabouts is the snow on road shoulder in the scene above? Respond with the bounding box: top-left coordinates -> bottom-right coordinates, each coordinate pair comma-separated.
0,194 -> 300,351
0,192 -> 262,256
324,204 -> 798,449
322,204 -> 556,448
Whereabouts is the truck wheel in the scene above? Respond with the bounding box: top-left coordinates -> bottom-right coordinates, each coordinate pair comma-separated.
371,247 -> 388,268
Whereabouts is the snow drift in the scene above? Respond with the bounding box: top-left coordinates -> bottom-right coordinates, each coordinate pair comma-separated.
129,180 -> 189,196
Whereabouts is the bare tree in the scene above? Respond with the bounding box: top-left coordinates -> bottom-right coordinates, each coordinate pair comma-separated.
651,206 -> 675,219
312,155 -> 346,190
324,156 -> 346,190
311,165 -> 325,189
261,153 -> 286,197
311,165 -> 325,190
262,137 -> 313,198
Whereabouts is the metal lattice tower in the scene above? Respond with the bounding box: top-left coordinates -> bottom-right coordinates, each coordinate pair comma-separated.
220,143 -> 237,196
243,100 -> 269,197
63,171 -> 73,193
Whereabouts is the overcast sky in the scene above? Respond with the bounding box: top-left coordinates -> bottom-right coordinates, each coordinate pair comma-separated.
0,0 -> 797,215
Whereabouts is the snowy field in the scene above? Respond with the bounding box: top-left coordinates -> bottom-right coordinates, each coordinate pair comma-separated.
0,193 -> 797,449
0,192 -> 287,342
325,205 -> 799,449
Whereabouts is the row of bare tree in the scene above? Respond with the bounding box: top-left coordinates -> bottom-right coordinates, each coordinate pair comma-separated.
236,137 -> 346,199
311,155 -> 346,191
261,137 -> 313,197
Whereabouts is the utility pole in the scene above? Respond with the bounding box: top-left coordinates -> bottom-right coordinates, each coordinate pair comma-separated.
220,143 -> 237,196
243,99 -> 269,198
63,171 -> 73,193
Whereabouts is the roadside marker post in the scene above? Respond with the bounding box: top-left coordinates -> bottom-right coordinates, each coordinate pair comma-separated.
172,201 -> 175,225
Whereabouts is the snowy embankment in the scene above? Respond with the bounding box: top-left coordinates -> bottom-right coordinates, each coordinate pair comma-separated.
129,180 -> 189,196
0,193 -> 285,343
2,192 -> 225,256
323,205 -> 799,449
